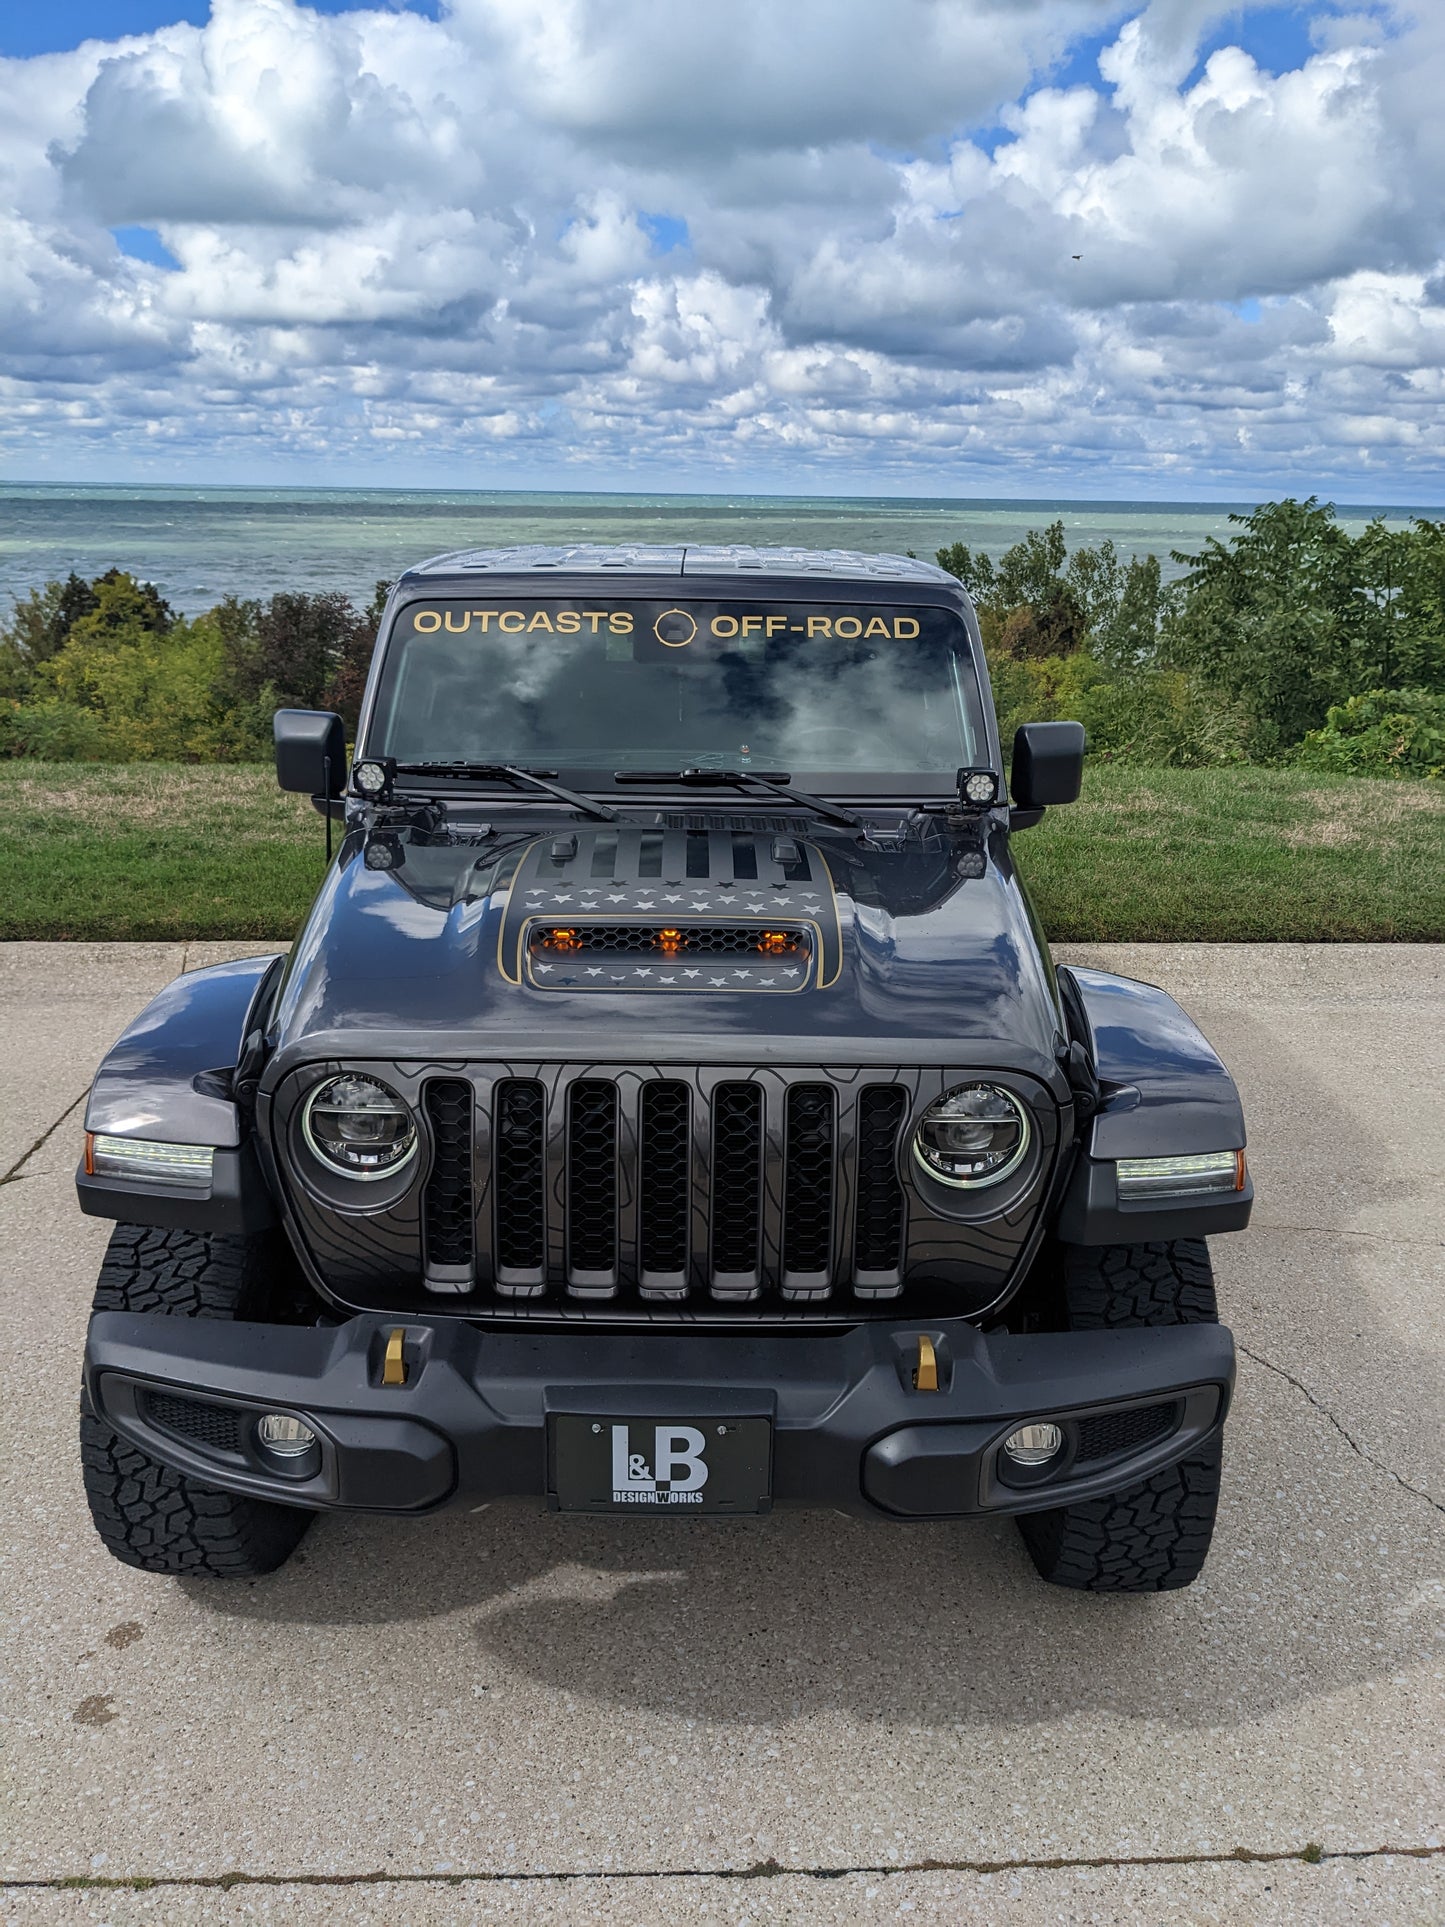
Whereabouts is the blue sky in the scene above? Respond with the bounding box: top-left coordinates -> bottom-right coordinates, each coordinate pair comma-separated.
0,0 -> 442,58
1,0 -> 1440,497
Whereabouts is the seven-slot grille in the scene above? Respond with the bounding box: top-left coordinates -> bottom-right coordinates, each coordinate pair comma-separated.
422,1069 -> 911,1309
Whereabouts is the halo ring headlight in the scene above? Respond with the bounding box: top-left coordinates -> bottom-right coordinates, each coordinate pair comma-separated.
912,1083 -> 1030,1189
302,1073 -> 417,1181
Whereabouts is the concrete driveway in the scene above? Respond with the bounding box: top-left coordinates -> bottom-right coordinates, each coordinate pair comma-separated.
1,942 -> 1441,1926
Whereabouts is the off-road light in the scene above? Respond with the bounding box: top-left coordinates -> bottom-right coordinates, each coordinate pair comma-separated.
1116,1150 -> 1244,1198
958,769 -> 999,807
256,1413 -> 317,1457
912,1084 -> 1030,1187
352,759 -> 389,797
364,833 -> 401,871
302,1073 -> 417,1180
1003,1422 -> 1064,1467
86,1132 -> 214,1189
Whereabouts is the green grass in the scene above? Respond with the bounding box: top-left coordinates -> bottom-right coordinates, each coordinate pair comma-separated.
0,760 -> 1440,942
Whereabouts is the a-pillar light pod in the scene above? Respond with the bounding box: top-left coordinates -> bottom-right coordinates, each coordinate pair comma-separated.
957,768 -> 999,807
351,758 -> 392,799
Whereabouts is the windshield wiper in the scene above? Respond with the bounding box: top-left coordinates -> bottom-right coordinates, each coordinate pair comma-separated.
392,762 -> 617,821
613,768 -> 864,831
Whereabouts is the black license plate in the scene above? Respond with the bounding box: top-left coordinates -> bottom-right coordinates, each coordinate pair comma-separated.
550,1415 -> 772,1514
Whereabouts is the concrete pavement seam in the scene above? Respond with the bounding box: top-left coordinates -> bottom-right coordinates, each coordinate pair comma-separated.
1239,1342 -> 1445,1519
4,1843 -> 1443,1893
1249,1219 -> 1445,1249
0,1092 -> 87,1188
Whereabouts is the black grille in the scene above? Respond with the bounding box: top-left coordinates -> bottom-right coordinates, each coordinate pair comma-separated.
710,1082 -> 764,1289
495,1080 -> 546,1278
853,1086 -> 908,1283
531,923 -> 809,958
145,1392 -> 243,1455
423,1079 -> 474,1269
567,1081 -> 618,1282
782,1085 -> 834,1281
1074,1401 -> 1180,1464
639,1082 -> 690,1282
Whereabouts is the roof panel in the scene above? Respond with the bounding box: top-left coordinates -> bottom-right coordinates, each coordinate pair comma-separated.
400,543 -> 958,585
681,545 -> 955,583
404,543 -> 687,577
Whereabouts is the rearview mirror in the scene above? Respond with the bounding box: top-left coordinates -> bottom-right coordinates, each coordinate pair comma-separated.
274,709 -> 346,796
1011,721 -> 1085,811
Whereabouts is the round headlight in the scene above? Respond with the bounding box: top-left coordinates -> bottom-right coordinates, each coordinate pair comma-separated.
303,1073 -> 417,1180
913,1083 -> 1030,1188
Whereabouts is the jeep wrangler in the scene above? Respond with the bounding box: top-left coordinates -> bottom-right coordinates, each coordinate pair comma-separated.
77,545 -> 1250,1591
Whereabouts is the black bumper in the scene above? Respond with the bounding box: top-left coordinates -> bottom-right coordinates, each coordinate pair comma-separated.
84,1312 -> 1234,1522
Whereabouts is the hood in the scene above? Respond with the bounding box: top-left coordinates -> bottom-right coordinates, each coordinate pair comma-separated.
266,813 -> 1066,1080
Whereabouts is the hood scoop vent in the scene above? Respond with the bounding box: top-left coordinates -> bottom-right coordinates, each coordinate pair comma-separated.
497,827 -> 842,993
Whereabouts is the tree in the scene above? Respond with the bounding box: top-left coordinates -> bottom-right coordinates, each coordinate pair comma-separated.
1162,498 -> 1358,753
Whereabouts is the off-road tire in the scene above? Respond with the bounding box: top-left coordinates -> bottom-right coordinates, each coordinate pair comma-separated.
80,1224 -> 313,1578
1016,1239 -> 1223,1593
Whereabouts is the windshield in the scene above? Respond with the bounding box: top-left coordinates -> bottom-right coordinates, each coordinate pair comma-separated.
367,597 -> 986,779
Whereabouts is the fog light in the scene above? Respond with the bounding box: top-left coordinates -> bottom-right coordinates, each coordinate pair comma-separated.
1003,1422 -> 1064,1467
257,1413 -> 317,1458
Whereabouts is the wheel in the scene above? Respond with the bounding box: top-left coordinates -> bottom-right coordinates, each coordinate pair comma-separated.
80,1223 -> 315,1578
1016,1239 -> 1223,1593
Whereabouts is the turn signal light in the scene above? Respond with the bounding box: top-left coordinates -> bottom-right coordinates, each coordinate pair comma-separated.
544,927 -> 582,953
757,930 -> 801,956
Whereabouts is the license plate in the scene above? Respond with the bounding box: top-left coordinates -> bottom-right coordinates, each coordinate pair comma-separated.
550,1415 -> 773,1514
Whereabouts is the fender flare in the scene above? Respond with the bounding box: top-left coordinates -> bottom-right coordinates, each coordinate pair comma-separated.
1055,965 -> 1251,1245
77,955 -> 284,1234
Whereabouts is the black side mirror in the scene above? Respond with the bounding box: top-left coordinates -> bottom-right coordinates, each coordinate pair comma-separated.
1011,721 -> 1085,811
274,709 -> 346,797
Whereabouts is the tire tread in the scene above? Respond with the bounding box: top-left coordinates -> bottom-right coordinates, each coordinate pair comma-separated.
1017,1238 -> 1222,1594
82,1223 -> 311,1578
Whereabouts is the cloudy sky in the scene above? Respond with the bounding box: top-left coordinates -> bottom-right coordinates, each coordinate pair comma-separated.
3,0 -> 1444,498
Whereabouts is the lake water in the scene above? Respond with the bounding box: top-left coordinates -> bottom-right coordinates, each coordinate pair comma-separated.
0,484 -> 1432,615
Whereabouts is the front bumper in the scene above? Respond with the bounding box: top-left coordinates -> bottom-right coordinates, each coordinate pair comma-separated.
84,1312 -> 1234,1522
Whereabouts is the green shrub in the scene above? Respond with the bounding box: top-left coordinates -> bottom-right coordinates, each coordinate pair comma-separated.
1296,688 -> 1445,780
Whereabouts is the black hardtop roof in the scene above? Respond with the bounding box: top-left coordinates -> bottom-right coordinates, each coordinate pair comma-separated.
398,542 -> 960,587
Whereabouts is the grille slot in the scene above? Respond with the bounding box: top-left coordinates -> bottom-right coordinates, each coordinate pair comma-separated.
1074,1401 -> 1180,1464
422,1079 -> 474,1277
567,1080 -> 619,1293
531,923 -> 810,958
145,1392 -> 243,1455
710,1082 -> 764,1298
494,1079 -> 546,1291
853,1086 -> 908,1294
782,1084 -> 835,1295
638,1082 -> 691,1293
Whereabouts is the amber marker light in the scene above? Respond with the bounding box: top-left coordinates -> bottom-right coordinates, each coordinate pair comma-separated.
757,930 -> 799,956
84,1131 -> 95,1176
656,928 -> 686,956
1236,1150 -> 1248,1191
545,927 -> 582,952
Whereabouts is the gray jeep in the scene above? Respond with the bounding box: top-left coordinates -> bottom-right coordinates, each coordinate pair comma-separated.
78,546 -> 1250,1590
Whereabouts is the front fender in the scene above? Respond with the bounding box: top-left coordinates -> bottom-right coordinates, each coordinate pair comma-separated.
77,955 -> 284,1234
1055,966 -> 1251,1245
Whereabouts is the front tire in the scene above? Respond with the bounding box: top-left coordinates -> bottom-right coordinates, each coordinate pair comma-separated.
80,1224 -> 314,1578
1016,1239 -> 1224,1593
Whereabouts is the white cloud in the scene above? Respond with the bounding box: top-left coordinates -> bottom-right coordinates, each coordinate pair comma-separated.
0,0 -> 1443,493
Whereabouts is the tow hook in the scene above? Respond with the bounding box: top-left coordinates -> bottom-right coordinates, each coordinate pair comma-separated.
913,1334 -> 939,1392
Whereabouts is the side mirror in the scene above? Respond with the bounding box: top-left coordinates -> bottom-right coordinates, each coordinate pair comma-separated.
274,709 -> 346,797
1011,721 -> 1085,812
